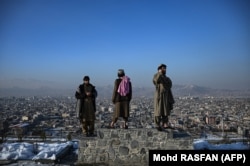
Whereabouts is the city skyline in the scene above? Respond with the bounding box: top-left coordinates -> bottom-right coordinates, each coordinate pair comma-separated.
1,0 -> 249,90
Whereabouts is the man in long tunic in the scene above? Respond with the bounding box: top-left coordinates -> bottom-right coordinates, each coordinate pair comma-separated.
153,64 -> 175,131
75,76 -> 97,136
110,69 -> 132,129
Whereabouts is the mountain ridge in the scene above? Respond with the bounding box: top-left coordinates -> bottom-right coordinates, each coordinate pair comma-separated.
0,84 -> 249,98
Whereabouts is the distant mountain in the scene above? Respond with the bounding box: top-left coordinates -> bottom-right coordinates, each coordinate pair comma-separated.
173,84 -> 212,96
172,84 -> 250,97
95,84 -> 249,98
0,84 -> 249,97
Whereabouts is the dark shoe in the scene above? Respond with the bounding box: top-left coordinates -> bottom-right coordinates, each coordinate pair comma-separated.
89,133 -> 96,137
168,126 -> 175,129
163,125 -> 174,129
157,127 -> 163,131
124,125 -> 128,129
163,126 -> 168,129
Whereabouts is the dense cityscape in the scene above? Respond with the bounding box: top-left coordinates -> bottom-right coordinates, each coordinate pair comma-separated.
1,93 -> 250,141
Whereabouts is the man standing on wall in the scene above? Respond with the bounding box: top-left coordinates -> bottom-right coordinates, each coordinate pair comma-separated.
110,69 -> 132,129
75,76 -> 97,137
153,64 -> 175,131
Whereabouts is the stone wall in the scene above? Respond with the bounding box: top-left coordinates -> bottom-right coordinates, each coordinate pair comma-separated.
77,129 -> 193,165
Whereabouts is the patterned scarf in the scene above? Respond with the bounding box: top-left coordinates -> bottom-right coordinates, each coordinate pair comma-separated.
117,76 -> 130,96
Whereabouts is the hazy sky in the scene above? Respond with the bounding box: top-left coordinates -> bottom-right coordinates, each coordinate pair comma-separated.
0,0 -> 249,90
